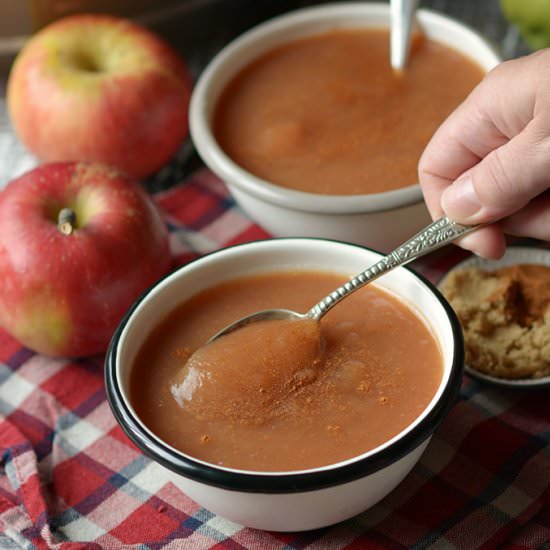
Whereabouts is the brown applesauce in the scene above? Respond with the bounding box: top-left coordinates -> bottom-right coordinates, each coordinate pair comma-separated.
213,29 -> 485,195
130,271 -> 443,471
171,317 -> 325,425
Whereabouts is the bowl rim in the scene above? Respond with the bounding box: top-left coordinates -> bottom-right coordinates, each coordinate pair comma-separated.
188,2 -> 501,215
105,237 -> 464,494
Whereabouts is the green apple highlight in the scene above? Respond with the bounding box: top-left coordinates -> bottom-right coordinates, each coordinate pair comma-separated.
501,0 -> 550,50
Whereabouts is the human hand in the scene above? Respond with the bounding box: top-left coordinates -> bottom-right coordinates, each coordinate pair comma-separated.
418,48 -> 550,258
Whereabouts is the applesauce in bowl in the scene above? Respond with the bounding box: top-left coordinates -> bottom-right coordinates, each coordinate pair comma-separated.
130,269 -> 443,471
213,28 -> 483,196
105,238 -> 464,531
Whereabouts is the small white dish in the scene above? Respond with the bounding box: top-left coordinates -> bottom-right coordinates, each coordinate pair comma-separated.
438,246 -> 550,389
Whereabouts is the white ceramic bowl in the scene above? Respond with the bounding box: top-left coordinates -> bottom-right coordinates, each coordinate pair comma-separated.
105,238 -> 463,531
189,2 -> 501,252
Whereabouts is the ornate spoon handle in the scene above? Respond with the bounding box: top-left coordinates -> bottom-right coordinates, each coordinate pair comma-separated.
307,216 -> 476,320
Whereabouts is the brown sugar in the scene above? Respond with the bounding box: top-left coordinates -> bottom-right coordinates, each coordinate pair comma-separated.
441,264 -> 550,379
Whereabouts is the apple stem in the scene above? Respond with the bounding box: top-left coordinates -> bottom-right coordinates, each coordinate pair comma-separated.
58,207 -> 77,235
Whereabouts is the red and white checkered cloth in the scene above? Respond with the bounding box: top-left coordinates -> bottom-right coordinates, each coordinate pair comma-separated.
0,168 -> 549,549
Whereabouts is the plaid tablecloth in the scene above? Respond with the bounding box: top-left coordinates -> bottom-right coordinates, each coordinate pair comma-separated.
0,167 -> 549,550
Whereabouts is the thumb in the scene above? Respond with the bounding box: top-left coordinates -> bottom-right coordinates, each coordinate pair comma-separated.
440,122 -> 550,224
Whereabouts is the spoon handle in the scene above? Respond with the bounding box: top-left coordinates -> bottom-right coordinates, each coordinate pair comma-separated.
390,0 -> 420,71
307,216 -> 477,320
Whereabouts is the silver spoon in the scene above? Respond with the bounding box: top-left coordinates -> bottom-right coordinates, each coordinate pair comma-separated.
390,0 -> 420,71
208,216 -> 477,342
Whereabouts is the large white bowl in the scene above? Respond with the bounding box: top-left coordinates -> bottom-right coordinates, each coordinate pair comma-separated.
189,2 -> 501,252
105,238 -> 464,531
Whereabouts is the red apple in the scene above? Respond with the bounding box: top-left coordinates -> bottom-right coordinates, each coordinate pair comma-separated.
0,162 -> 172,357
7,14 -> 192,180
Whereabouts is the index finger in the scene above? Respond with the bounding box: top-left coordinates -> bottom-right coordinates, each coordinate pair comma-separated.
418,56 -> 536,218
418,94 -> 505,218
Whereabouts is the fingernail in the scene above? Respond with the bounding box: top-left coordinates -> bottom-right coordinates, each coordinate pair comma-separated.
441,176 -> 482,221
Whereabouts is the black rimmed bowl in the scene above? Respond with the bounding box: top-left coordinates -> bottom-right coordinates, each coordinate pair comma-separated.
105,238 -> 463,531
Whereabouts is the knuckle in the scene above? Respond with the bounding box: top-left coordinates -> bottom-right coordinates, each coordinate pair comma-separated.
481,148 -> 522,205
534,133 -> 550,155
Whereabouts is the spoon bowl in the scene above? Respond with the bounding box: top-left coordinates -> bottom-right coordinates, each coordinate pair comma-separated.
209,216 -> 476,343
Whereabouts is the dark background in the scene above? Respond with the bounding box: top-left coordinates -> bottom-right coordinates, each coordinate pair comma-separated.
139,0 -> 526,79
